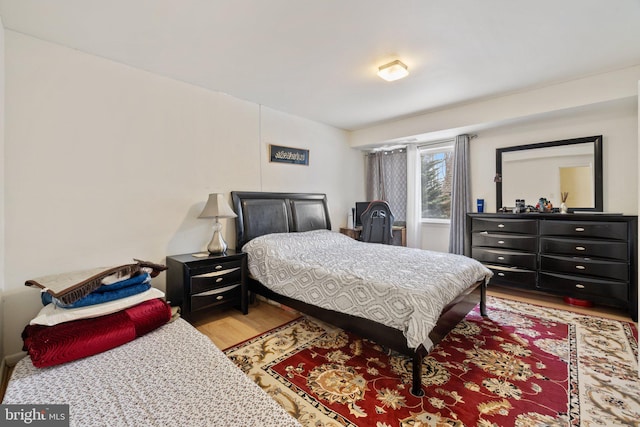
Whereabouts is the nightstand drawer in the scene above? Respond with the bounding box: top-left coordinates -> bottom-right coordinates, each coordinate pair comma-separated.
190,268 -> 241,294
189,260 -> 241,276
191,284 -> 241,312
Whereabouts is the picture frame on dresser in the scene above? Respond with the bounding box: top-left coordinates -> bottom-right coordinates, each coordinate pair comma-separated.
466,213 -> 638,321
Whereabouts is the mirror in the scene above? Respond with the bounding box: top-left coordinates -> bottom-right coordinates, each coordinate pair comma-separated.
496,135 -> 603,212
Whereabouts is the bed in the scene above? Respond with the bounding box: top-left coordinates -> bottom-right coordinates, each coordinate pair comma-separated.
231,191 -> 492,396
3,261 -> 301,426
2,316 -> 301,427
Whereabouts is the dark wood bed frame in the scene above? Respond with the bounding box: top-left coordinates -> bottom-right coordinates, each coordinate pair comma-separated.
231,191 -> 487,397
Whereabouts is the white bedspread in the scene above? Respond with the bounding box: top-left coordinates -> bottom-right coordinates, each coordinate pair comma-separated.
244,230 -> 492,350
2,318 -> 300,427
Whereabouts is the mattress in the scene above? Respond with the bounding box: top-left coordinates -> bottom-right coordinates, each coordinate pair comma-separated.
243,229 -> 492,350
2,318 -> 301,427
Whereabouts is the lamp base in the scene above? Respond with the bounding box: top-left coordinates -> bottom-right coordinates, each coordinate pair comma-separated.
207,221 -> 228,254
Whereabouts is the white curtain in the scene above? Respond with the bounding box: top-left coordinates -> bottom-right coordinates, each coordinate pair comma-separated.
406,145 -> 422,248
448,134 -> 471,254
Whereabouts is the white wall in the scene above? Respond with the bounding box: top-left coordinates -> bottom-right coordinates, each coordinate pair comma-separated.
0,17 -> 5,364
352,67 -> 639,251
1,31 -> 363,358
416,100 -> 637,251
471,99 -> 638,215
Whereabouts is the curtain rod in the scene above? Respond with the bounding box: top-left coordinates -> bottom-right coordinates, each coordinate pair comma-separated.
417,133 -> 478,149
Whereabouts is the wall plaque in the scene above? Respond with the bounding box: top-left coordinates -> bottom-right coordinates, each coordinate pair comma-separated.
269,144 -> 309,165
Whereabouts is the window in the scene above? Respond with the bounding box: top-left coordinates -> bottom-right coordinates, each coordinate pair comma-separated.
419,142 -> 454,220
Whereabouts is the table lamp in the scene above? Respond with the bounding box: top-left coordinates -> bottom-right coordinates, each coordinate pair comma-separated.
198,193 -> 237,254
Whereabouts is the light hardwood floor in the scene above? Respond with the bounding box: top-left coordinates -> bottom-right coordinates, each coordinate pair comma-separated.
194,288 -> 635,349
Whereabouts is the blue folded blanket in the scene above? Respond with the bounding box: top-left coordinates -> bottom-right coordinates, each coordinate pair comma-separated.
41,273 -> 151,308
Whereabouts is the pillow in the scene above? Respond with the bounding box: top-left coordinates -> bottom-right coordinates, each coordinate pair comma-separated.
25,260 -> 167,305
30,287 -> 165,326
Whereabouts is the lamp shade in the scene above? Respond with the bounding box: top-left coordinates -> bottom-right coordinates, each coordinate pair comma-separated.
198,193 -> 237,219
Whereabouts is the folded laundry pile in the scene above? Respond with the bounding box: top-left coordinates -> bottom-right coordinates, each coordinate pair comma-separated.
23,259 -> 172,367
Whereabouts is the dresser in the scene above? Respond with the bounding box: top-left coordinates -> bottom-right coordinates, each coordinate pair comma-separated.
466,213 -> 637,321
166,250 -> 248,319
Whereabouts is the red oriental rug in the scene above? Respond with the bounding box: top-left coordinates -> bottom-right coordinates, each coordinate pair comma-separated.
224,297 -> 639,426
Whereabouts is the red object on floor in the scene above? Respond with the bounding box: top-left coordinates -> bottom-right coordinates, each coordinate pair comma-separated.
563,296 -> 594,307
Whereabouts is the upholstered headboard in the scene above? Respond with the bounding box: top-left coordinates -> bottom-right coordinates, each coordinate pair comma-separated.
231,191 -> 332,249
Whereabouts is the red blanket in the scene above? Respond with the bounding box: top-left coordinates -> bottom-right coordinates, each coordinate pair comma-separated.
23,298 -> 172,368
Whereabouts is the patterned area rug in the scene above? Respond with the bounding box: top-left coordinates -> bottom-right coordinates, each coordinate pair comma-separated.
224,297 -> 639,426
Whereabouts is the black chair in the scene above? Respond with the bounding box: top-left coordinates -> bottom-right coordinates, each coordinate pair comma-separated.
359,200 -> 394,244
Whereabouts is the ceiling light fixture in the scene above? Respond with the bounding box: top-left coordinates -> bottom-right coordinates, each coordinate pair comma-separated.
377,60 -> 409,82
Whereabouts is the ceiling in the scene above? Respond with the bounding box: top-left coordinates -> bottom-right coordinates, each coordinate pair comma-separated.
1,0 -> 639,131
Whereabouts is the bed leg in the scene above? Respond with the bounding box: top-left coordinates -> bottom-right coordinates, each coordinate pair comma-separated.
480,281 -> 487,317
411,352 -> 425,397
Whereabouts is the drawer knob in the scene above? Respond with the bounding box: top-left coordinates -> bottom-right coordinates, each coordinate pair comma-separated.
497,240 -> 505,244
216,277 -> 223,283
575,265 -> 586,270
575,284 -> 585,289
575,227 -> 585,232
498,224 -> 505,228
497,256 -> 505,260
497,272 -> 505,277
216,295 -> 224,300
215,265 -> 223,270
575,246 -> 586,251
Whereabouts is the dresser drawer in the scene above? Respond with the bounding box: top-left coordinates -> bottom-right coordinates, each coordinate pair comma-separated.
540,237 -> 628,261
540,220 -> 627,240
472,218 -> 537,234
190,284 -> 241,312
190,267 -> 241,294
540,255 -> 628,282
485,265 -> 536,289
538,272 -> 628,301
473,232 -> 537,251
472,248 -> 537,270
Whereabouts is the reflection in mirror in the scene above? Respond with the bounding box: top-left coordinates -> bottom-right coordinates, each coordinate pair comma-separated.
496,136 -> 602,212
559,166 -> 593,207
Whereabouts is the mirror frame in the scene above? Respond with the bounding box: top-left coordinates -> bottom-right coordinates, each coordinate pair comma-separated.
496,135 -> 603,212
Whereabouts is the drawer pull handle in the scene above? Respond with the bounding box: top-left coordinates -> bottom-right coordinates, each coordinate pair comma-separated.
498,224 -> 505,228
575,265 -> 586,270
215,265 -> 223,270
497,256 -> 505,260
575,227 -> 585,232
497,240 -> 505,244
575,246 -> 586,251
216,278 -> 223,283
575,284 -> 585,289
497,272 -> 505,277
216,295 -> 224,300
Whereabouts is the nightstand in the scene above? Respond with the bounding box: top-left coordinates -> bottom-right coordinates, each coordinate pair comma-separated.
166,250 -> 248,319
